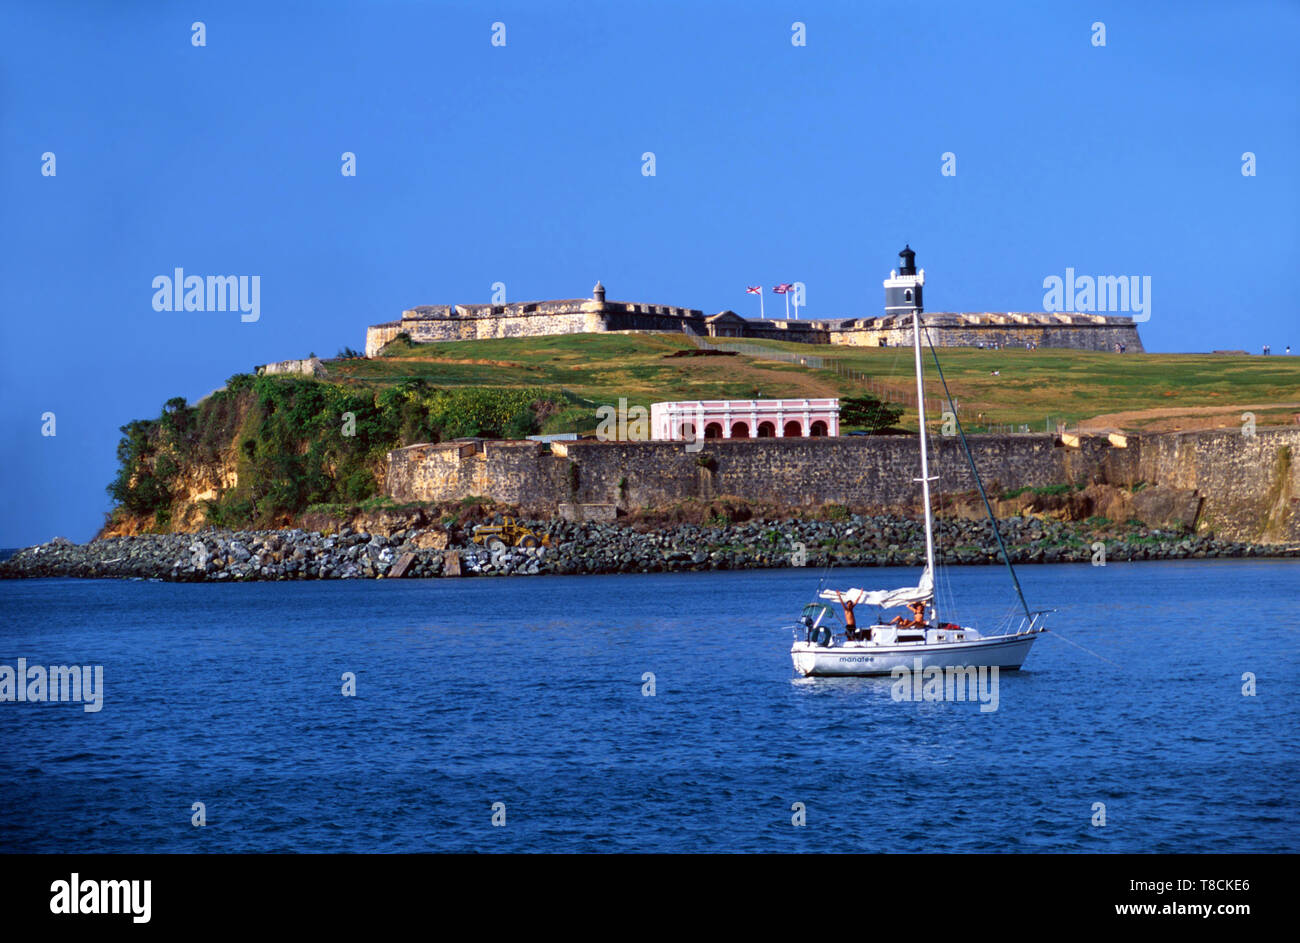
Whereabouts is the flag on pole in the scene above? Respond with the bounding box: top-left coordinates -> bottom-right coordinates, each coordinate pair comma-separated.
773,284 -> 793,319
746,285 -> 764,318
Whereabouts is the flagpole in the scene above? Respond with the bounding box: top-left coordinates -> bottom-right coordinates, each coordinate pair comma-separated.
760,288 -> 764,319
784,292 -> 789,319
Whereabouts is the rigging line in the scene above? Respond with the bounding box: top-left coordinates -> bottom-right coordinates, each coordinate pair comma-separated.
811,542 -> 833,592
1041,627 -> 1123,669
998,599 -> 1020,635
921,326 -> 1033,624
927,447 -> 957,626
809,543 -> 836,609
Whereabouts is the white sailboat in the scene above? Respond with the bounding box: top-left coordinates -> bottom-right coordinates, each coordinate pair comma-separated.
790,247 -> 1048,677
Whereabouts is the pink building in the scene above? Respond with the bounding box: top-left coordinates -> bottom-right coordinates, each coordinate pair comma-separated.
650,399 -> 840,440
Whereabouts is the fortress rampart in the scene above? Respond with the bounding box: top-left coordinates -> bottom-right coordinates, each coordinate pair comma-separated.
385,429 -> 1299,543
364,291 -> 1143,357
363,249 -> 1144,356
365,295 -> 712,357
256,356 -> 327,377
827,311 -> 1142,352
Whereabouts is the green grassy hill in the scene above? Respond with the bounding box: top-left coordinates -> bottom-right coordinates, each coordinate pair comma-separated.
334,332 -> 1300,434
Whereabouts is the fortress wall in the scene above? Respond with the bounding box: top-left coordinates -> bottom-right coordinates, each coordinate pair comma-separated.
388,435 -> 1081,513
372,300 -> 710,349
367,298 -> 1144,355
829,322 -> 1144,351
1135,428 -> 1299,541
376,316 -> 1143,352
604,309 -> 709,333
385,443 -> 466,502
387,440 -> 568,508
385,430 -> 1298,541
743,322 -> 830,343
1136,429 -> 1298,493
258,357 -> 326,377
561,436 -> 1074,510
364,322 -> 405,358
402,311 -> 594,343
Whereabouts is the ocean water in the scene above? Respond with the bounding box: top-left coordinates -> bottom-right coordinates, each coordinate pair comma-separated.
1,560 -> 1297,853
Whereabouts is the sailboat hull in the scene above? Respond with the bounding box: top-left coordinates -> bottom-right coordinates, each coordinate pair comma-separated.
791,633 -> 1038,677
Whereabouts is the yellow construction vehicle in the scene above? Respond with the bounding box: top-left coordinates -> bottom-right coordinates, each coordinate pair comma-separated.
470,517 -> 551,554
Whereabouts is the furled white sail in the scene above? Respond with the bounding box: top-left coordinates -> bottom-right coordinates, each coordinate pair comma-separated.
819,567 -> 933,609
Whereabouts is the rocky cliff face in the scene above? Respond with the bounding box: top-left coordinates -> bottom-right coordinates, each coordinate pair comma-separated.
100,455 -> 240,537
101,373 -> 405,539
945,482 -> 1201,532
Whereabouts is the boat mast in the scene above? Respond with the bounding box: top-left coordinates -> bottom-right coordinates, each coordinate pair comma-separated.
884,245 -> 937,629
911,306 -> 938,626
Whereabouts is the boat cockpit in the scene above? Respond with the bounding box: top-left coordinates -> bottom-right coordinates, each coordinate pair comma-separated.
791,602 -> 979,649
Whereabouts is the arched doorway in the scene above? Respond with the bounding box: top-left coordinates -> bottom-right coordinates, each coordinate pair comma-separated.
757,421 -> 775,438
704,422 -> 723,439
679,422 -> 696,441
731,422 -> 750,439
810,420 -> 828,437
783,420 -> 803,438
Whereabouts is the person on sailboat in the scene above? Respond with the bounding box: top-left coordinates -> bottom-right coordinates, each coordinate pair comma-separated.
891,600 -> 929,629
835,593 -> 861,640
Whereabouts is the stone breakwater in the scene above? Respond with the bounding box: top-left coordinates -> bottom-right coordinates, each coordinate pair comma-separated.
2,517 -> 1295,582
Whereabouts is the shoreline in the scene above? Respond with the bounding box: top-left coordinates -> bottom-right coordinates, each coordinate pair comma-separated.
1,515 -> 1296,582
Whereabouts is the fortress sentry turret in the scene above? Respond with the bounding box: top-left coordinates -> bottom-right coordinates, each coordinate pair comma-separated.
884,244 -> 924,315
592,281 -> 605,303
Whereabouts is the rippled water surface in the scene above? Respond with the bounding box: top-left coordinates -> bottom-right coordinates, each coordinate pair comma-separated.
1,560 -> 1297,852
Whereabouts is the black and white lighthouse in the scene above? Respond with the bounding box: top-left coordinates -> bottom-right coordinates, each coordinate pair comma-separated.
883,244 -> 924,314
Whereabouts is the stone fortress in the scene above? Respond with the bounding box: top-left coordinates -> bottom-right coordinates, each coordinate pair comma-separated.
364,247 -> 1144,357
364,248 -> 1299,544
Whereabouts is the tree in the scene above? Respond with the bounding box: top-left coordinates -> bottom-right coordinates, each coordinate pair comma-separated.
839,394 -> 903,433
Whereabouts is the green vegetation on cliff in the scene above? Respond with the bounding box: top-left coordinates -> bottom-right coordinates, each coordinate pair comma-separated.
107,374 -> 572,531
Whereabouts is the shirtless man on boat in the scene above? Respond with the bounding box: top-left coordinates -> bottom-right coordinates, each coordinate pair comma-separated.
833,593 -> 868,641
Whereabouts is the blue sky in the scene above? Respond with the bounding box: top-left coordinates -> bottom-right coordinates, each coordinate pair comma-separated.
2,0 -> 1297,546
